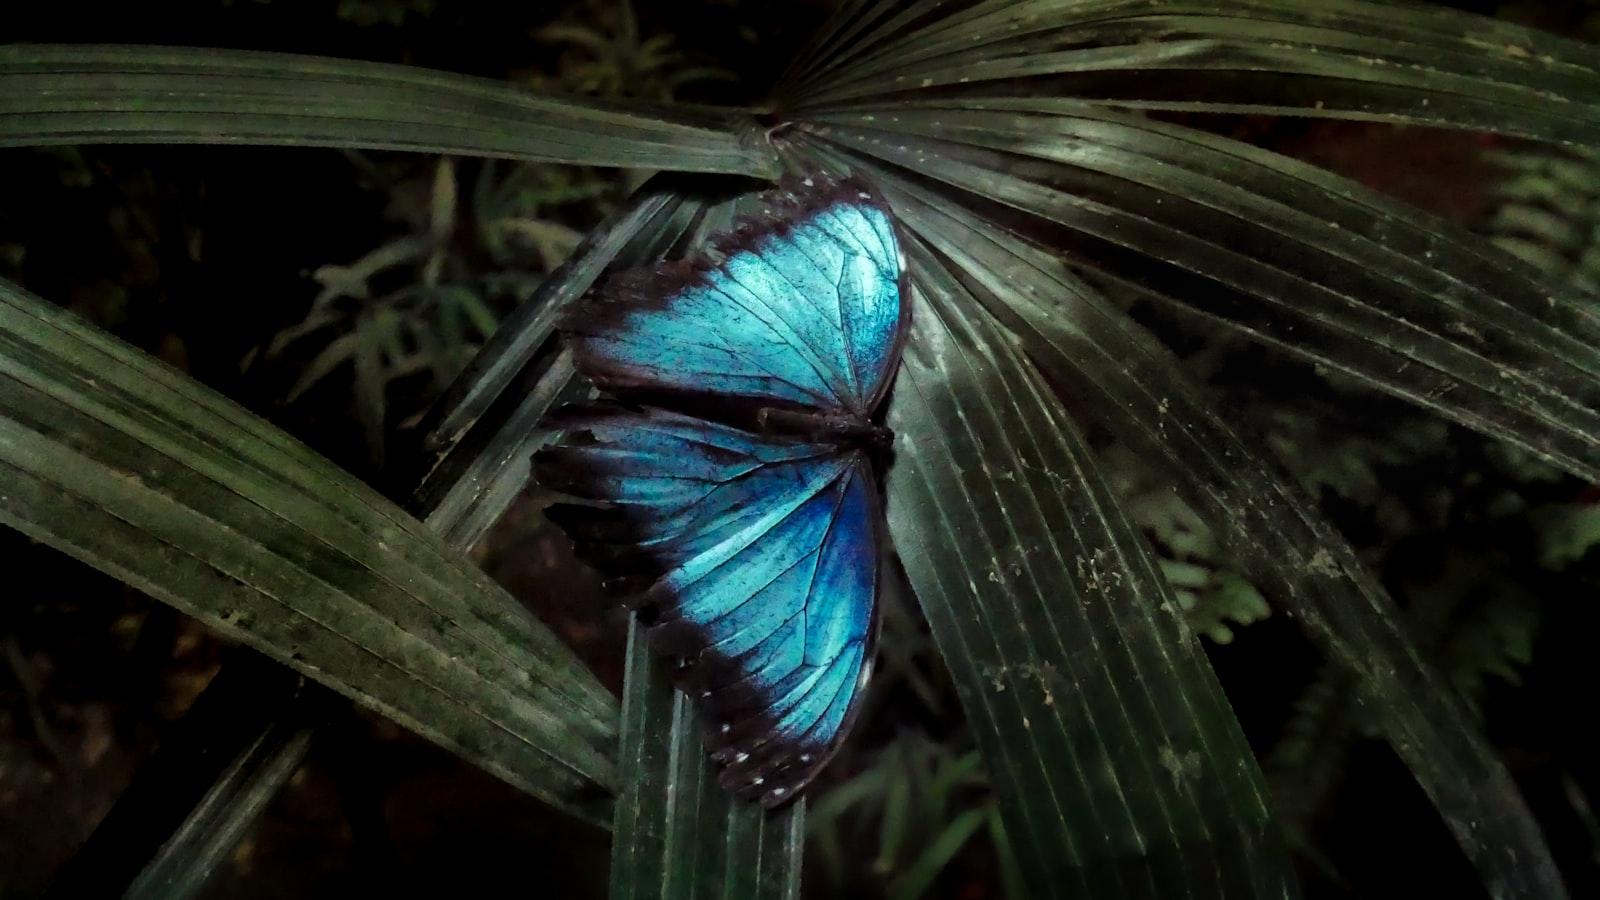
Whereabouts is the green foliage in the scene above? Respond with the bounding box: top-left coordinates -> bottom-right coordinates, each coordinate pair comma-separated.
3,1 -> 1598,898
335,0 -> 437,28
0,275 -> 619,823
808,585 -> 1019,899
810,734 -> 1011,900
256,154 -> 613,464
1100,442 -> 1274,644
1484,144 -> 1600,315
532,0 -> 736,101
1251,222 -> 1593,856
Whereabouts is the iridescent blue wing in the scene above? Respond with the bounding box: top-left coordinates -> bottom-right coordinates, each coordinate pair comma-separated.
561,175 -> 906,418
535,405 -> 879,805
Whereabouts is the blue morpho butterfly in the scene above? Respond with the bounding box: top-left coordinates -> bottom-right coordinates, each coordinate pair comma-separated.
533,173 -> 908,806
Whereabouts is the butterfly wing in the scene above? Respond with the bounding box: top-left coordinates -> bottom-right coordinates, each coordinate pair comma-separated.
561,175 -> 907,418
535,405 -> 879,805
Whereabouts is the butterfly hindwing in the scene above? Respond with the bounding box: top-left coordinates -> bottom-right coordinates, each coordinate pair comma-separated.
535,405 -> 879,804
561,176 -> 906,417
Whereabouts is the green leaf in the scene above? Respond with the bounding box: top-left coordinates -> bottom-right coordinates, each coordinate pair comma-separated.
887,806 -> 989,900
415,187 -> 687,472
0,45 -> 778,177
51,196 -> 708,887
807,762 -> 893,886
353,310 -> 388,464
609,618 -> 804,900
880,241 -> 1294,896
808,149 -> 1564,898
284,331 -> 360,403
774,0 -> 910,99
800,103 -> 1600,481
65,179 -> 731,891
123,710 -> 314,899
877,747 -> 914,873
1191,572 -> 1271,645
46,657 -> 320,898
1534,502 -> 1600,568
988,805 -> 1029,900
0,275 -> 618,823
429,156 -> 459,248
786,0 -> 1600,147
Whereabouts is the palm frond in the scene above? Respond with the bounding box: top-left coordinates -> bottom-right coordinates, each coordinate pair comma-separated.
413,184 -> 706,546
798,108 -> 1600,480
773,2 -> 1592,894
2,1 -> 1595,896
871,239 -> 1294,894
0,45 -> 778,176
0,274 -> 618,823
820,145 -> 1563,897
786,0 -> 1600,146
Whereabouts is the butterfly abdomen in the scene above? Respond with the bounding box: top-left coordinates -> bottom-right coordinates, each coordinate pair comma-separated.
756,406 -> 893,452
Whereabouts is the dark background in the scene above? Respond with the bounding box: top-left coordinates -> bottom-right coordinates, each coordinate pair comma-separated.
2,1 -> 1598,897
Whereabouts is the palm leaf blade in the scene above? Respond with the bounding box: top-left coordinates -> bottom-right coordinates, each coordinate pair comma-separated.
121,708 -> 315,899
53,185 -> 714,889
414,182 -> 707,547
0,45 -> 778,176
789,0 -> 1600,146
844,153 -> 1565,898
47,659 -> 318,898
0,275 -> 618,823
610,618 -> 805,900
801,109 -> 1600,481
877,241 -> 1295,896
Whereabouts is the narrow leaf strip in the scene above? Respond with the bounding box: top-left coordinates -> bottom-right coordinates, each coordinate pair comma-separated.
778,0 -> 955,101
47,658 -> 319,898
0,45 -> 778,176
610,618 -> 804,900
414,180 -> 708,544
123,712 -> 315,899
415,187 -> 700,473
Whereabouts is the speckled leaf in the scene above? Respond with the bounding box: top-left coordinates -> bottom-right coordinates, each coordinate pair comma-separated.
877,236 -> 1296,897
822,147 -> 1564,899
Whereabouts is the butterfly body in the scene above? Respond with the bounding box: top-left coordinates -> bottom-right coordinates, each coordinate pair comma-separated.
755,406 -> 893,452
535,173 -> 907,806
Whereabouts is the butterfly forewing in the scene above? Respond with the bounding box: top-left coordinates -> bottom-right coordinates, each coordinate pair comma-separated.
560,176 -> 906,418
